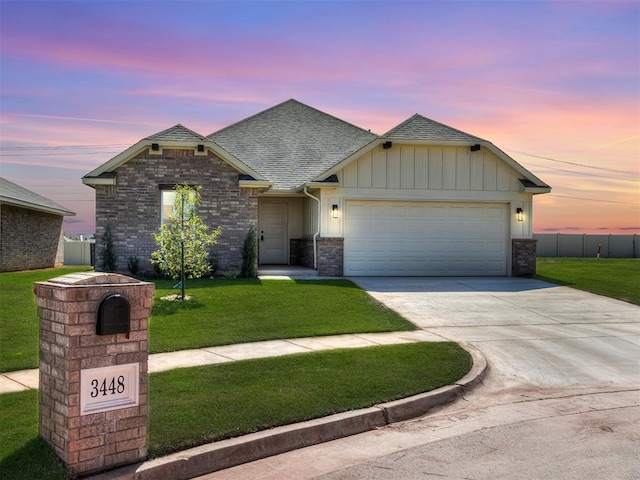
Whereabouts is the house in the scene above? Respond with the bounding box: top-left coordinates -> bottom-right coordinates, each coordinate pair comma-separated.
0,177 -> 76,272
83,99 -> 550,277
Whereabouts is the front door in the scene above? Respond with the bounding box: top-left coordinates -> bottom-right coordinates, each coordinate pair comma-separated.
258,202 -> 288,264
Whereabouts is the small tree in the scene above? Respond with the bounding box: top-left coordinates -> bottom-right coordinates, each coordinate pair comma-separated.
241,227 -> 258,278
101,224 -> 116,272
150,184 -> 222,300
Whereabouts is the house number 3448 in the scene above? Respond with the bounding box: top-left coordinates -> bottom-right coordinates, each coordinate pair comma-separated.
90,375 -> 126,397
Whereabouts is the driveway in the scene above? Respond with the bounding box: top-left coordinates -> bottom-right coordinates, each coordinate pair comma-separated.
200,277 -> 640,480
352,277 -> 640,389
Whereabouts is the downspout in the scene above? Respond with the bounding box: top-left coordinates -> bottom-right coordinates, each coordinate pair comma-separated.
303,186 -> 320,270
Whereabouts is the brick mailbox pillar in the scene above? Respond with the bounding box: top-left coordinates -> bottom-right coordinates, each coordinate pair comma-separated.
34,272 -> 154,476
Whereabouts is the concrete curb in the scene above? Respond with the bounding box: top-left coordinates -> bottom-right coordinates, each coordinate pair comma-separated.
89,344 -> 487,480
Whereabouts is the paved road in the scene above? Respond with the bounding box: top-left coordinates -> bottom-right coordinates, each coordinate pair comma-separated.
199,277 -> 640,480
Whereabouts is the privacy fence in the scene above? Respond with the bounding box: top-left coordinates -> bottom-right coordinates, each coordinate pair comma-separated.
534,234 -> 639,258
63,241 -> 95,265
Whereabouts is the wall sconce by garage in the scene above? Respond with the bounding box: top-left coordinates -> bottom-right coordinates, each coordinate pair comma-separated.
382,141 -> 393,149
332,204 -> 339,219
151,143 -> 160,151
516,207 -> 523,222
470,144 -> 481,152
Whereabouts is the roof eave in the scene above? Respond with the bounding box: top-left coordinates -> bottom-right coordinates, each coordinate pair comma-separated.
83,139 -> 268,183
0,197 -> 75,216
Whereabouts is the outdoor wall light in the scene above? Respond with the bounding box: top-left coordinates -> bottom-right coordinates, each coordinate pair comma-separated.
516,207 -> 523,222
332,204 -> 339,219
382,141 -> 393,149
151,143 -> 160,151
470,144 -> 481,152
197,144 -> 205,152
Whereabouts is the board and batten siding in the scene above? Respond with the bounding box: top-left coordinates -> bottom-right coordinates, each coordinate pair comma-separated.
322,145 -> 531,239
342,146 -> 520,192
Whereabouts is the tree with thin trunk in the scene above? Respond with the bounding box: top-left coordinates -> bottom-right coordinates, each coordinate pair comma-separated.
150,184 -> 221,300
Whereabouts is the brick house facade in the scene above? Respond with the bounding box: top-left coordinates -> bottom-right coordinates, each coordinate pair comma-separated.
94,148 -> 258,274
1,177 -> 75,272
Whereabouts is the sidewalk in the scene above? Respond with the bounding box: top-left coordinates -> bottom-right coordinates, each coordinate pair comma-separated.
0,330 -> 443,395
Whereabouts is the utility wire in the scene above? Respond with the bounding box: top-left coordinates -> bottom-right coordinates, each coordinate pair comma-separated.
548,194 -> 640,206
520,161 -> 639,182
506,149 -> 636,175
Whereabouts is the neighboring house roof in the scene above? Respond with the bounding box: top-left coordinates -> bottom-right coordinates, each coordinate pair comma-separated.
209,99 -> 378,191
383,114 -> 486,143
0,177 -> 75,216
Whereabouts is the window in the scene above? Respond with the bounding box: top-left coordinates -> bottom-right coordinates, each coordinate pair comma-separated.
160,188 -> 196,226
161,190 -> 176,226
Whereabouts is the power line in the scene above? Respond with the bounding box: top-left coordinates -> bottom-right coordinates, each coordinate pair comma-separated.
548,194 -> 640,206
506,149 -> 637,175
0,144 -> 130,150
521,161 -> 639,182
0,151 -> 121,157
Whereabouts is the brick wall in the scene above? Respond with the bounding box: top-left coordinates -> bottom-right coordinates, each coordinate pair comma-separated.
290,238 -> 315,268
0,204 -> 65,272
35,272 -> 154,475
512,238 -> 537,276
93,149 -> 259,275
317,237 -> 343,276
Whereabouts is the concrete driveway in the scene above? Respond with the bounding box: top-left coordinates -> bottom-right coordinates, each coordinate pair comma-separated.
352,277 -> 640,389
200,277 -> 640,480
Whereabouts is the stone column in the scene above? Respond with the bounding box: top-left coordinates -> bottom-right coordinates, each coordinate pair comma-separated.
512,238 -> 538,276
34,272 -> 154,476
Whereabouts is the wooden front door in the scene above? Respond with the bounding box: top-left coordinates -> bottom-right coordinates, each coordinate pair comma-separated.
258,202 -> 288,264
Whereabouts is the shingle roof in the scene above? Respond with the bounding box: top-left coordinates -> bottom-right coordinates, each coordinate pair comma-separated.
383,114 -> 486,143
209,99 -> 377,190
0,177 -> 75,216
146,124 -> 209,142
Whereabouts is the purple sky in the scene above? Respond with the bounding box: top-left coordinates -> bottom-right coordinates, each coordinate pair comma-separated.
1,0 -> 638,235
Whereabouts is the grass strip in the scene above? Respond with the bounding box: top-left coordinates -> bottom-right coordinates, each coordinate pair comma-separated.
148,342 -> 470,457
0,390 -> 72,480
149,278 -> 415,353
0,267 -> 92,372
535,257 -> 640,305
1,343 -> 470,478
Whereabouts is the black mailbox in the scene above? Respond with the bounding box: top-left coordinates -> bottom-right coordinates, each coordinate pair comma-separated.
96,294 -> 130,335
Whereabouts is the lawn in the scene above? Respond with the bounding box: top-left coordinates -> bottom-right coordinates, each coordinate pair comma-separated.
150,278 -> 415,353
1,342 -> 471,479
0,267 -> 93,372
535,257 -> 640,306
0,270 -> 414,372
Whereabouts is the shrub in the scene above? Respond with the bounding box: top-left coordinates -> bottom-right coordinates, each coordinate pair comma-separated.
241,227 -> 258,278
101,224 -> 116,272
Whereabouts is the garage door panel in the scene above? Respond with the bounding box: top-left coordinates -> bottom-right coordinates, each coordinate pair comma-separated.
345,201 -> 508,276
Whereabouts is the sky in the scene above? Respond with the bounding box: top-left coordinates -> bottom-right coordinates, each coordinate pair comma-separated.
1,0 -> 638,236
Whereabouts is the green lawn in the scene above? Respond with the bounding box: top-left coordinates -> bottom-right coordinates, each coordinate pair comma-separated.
1,342 -> 470,479
535,257 -> 640,305
150,278 -> 415,353
0,267 -> 92,372
0,272 -> 414,372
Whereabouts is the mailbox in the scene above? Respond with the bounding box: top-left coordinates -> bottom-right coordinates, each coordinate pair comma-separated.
96,294 -> 130,335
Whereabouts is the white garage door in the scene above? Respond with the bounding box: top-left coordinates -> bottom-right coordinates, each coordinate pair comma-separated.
345,201 -> 508,276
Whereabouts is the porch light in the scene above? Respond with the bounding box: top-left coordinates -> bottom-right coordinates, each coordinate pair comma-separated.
516,207 -> 523,222
332,204 -> 339,219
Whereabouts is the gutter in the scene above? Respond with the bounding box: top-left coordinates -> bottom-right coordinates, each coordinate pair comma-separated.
303,186 -> 320,270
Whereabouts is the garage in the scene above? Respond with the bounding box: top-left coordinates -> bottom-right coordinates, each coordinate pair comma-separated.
344,201 -> 509,276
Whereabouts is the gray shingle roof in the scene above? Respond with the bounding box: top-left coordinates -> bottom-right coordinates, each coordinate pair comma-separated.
0,177 -> 75,216
209,99 -> 377,191
384,114 -> 486,143
146,124 -> 209,142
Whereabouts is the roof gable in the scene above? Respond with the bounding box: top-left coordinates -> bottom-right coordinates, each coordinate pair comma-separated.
0,177 -> 75,216
146,124 -> 209,142
383,114 -> 486,143
209,99 -> 377,191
